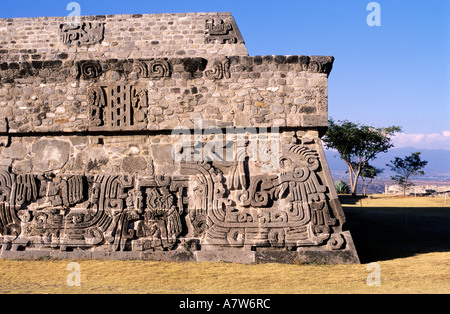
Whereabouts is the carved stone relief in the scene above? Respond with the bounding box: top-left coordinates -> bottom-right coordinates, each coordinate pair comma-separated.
0,13 -> 358,264
205,18 -> 244,44
76,60 -> 102,80
133,59 -> 172,78
0,118 -> 8,147
0,142 -> 348,254
59,22 -> 105,46
190,144 -> 344,250
0,167 -> 187,252
88,84 -> 149,131
205,57 -> 231,80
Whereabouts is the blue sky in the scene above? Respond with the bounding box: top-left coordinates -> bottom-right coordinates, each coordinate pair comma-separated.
2,0 -> 450,150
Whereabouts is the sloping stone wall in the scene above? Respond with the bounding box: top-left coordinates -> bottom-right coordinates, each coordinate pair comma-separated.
0,12 -> 359,264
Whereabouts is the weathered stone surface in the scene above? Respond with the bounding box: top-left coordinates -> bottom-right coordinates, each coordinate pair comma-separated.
150,144 -> 175,174
12,160 -> 32,173
74,146 -> 108,172
0,54 -> 333,133
69,136 -> 88,146
0,12 -> 358,264
0,118 -> 7,133
0,12 -> 248,62
301,114 -> 328,128
122,156 -> 147,173
195,250 -> 255,264
60,22 -> 105,46
0,138 -> 8,147
3,142 -> 27,159
31,139 -> 71,172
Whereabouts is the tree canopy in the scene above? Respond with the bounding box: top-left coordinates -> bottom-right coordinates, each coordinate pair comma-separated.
323,118 -> 401,196
386,152 -> 428,195
359,163 -> 384,196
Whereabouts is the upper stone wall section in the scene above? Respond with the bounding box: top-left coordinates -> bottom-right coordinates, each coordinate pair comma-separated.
0,12 -> 334,135
0,55 -> 333,134
0,12 -> 248,62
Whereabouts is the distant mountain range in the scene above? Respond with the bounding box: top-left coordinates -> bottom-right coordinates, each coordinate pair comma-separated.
324,147 -> 450,181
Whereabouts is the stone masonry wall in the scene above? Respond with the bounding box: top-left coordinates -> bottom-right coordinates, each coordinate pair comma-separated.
0,12 -> 359,264
0,12 -> 247,61
0,55 -> 332,135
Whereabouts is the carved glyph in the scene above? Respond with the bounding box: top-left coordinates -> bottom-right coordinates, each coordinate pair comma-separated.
205,57 -> 231,80
133,59 -> 172,78
88,84 -> 149,131
59,22 -> 105,46
76,60 -> 102,80
205,18 -> 244,44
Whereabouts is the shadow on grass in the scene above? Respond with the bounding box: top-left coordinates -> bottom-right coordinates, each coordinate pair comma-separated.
338,194 -> 367,205
340,196 -> 450,263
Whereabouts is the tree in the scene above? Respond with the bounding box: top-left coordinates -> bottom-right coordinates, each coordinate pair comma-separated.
386,152 -> 428,195
359,164 -> 383,196
346,162 -> 384,196
323,118 -> 401,197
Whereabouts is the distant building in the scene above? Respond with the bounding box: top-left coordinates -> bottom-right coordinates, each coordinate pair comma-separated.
385,184 -> 450,196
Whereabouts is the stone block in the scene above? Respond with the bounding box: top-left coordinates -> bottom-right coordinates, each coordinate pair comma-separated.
0,137 -> 8,147
301,114 -> 328,127
12,159 -> 32,173
31,139 -> 71,172
3,142 -> 27,159
0,118 -> 7,133
141,251 -> 195,262
74,146 -> 108,172
122,156 -> 147,173
195,250 -> 256,264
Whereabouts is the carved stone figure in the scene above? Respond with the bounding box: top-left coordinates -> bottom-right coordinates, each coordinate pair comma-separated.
0,139 -> 357,262
135,187 -> 181,250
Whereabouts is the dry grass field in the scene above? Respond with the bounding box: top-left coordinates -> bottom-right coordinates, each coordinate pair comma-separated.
0,195 -> 449,294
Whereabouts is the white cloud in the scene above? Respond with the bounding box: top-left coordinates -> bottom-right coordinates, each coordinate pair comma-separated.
392,131 -> 450,150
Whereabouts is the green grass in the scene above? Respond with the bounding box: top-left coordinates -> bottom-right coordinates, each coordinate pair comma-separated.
0,195 -> 449,294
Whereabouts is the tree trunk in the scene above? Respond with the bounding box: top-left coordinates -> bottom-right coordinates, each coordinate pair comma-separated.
351,168 -> 361,197
364,178 -> 374,196
346,162 -> 357,197
351,182 -> 358,197
403,177 -> 409,196
350,171 -> 359,197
